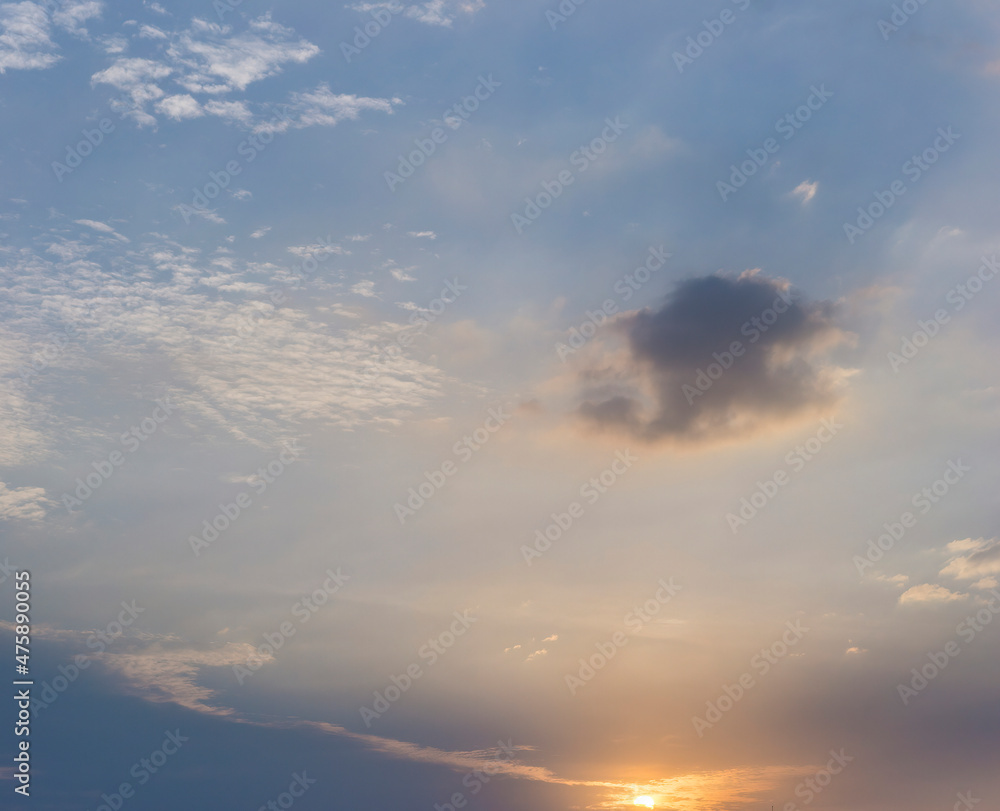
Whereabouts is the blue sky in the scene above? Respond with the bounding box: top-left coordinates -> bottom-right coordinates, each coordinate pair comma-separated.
2,1 -> 1000,809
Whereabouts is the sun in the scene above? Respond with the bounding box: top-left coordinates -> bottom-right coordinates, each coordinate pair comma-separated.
633,797 -> 655,808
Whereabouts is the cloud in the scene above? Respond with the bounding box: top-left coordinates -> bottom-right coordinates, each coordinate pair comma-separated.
26,612 -> 822,811
0,230 -> 449,450
98,643 -> 266,715
98,32 -> 126,53
351,280 -> 379,298
287,241 -> 347,257
52,0 -> 102,36
91,15 -> 329,126
202,98 -> 252,124
74,219 -> 129,241
263,83 -> 397,132
138,23 -> 166,39
155,93 -> 203,120
0,328 -> 62,465
407,230 -> 436,239
91,56 -> 173,126
166,15 -> 318,95
899,583 -> 966,605
173,204 -> 225,224
790,179 -> 818,205
0,1 -> 59,73
940,537 -> 1000,581
575,271 -> 853,444
0,481 -> 50,521
402,0 -> 485,27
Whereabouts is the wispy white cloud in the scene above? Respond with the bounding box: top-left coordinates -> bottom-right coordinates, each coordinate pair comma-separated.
90,18 -> 397,131
287,241 -> 348,257
91,56 -> 173,126
402,0 -> 485,27
0,230 -> 449,452
52,0 -> 102,36
92,15 -> 323,126
74,219 -> 128,241
0,481 -> 51,521
166,15 -> 318,95
790,179 -> 818,205
155,92 -> 203,120
899,583 -> 966,605
0,1 -> 59,73
98,643 -> 262,715
351,280 -> 379,298
940,537 -> 1000,581
262,83 -> 398,133
138,23 -> 166,39
202,98 -> 252,124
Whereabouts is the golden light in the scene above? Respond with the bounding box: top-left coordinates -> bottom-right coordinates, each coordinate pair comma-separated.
633,797 -> 655,808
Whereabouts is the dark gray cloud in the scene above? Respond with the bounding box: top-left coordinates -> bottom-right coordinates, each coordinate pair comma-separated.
577,272 -> 849,442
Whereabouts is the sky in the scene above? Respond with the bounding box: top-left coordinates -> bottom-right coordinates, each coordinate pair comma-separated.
1,0 -> 1000,809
